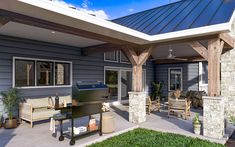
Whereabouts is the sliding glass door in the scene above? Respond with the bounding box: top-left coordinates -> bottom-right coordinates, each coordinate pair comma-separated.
105,69 -> 118,101
104,67 -> 146,103
121,70 -> 132,101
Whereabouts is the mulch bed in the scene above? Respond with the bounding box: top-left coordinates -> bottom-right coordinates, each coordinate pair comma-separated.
226,131 -> 235,147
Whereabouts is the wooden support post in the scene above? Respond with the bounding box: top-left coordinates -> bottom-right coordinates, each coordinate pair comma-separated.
122,46 -> 154,92
208,38 -> 224,96
132,65 -> 143,92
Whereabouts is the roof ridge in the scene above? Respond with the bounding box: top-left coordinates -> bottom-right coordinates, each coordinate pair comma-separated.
111,0 -> 184,21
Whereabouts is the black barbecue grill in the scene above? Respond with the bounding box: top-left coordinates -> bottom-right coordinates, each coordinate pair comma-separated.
72,81 -> 109,103
57,81 -> 109,146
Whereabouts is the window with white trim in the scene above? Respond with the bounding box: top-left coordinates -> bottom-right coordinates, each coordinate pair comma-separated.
168,68 -> 183,91
120,51 -> 130,64
14,57 -> 72,88
15,59 -> 35,87
104,51 -> 118,62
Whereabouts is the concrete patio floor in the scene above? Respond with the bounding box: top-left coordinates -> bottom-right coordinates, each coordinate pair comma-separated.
0,104 -> 234,147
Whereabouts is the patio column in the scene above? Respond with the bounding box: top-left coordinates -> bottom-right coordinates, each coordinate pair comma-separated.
122,46 -> 153,123
189,35 -> 235,139
203,38 -> 225,139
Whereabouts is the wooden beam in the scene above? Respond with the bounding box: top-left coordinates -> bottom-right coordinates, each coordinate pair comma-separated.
122,46 -> 153,92
188,41 -> 208,60
207,38 -> 224,96
122,47 -> 139,65
138,46 -> 154,65
0,16 -> 11,27
219,33 -> 234,49
0,9 -> 137,45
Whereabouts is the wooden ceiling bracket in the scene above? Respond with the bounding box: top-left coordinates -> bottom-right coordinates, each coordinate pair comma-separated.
122,45 -> 154,92
188,41 -> 208,60
219,33 -> 234,49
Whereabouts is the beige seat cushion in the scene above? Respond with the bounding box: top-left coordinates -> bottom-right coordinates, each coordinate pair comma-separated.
33,109 -> 59,120
26,97 -> 49,108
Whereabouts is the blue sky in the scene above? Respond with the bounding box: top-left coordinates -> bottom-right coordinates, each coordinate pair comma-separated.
61,0 -> 180,19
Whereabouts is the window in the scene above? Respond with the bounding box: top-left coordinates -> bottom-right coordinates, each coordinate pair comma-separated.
37,61 -> 53,86
168,68 -> 182,91
55,63 -> 71,85
120,51 -> 130,64
14,57 -> 72,88
104,51 -> 118,62
15,60 -> 35,87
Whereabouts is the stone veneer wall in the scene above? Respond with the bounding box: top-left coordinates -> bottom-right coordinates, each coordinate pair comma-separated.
203,96 -> 225,139
221,48 -> 235,118
129,92 -> 146,123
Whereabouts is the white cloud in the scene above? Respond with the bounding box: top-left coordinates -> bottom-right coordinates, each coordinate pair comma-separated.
128,8 -> 134,12
51,0 -> 109,20
81,0 -> 91,9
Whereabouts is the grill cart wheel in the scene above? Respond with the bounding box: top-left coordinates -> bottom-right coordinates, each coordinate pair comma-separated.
59,136 -> 64,141
70,139 -> 75,146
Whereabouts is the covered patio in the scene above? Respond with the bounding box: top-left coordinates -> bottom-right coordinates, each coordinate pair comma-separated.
0,0 -> 235,146
1,104 -> 234,147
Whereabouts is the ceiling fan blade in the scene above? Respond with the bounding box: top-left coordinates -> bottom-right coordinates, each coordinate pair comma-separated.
151,58 -> 172,61
151,57 -> 188,61
173,58 -> 188,61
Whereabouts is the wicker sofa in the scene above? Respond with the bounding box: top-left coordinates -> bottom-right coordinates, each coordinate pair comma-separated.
19,95 -> 71,128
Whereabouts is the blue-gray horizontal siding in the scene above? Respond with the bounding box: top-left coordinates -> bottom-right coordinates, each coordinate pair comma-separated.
0,35 -> 154,113
202,61 -> 208,84
155,62 -> 199,97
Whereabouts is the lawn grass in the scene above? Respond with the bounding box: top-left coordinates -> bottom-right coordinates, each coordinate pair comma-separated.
89,128 -> 225,147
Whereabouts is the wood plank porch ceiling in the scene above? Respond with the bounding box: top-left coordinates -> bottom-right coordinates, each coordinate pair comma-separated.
0,9 -> 138,46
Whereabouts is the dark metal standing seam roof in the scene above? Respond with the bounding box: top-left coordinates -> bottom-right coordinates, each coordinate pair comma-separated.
112,0 -> 235,35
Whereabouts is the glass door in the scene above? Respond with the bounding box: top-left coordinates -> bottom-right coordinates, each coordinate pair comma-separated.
105,70 -> 119,101
121,70 -> 132,100
105,67 -> 146,103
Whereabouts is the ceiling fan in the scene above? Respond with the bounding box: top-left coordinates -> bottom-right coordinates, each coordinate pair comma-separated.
151,45 -> 188,61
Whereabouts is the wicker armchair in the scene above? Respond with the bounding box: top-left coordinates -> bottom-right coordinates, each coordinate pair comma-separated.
146,96 -> 161,115
168,91 -> 191,119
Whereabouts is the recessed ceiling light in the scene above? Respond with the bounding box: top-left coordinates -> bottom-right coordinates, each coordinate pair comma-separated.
51,31 -> 55,34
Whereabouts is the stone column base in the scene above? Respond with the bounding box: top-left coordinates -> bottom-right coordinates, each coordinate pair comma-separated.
203,96 -> 225,139
129,92 -> 146,124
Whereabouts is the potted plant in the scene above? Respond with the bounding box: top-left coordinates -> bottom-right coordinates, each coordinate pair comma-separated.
151,81 -> 163,100
1,88 -> 20,129
193,113 -> 201,135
